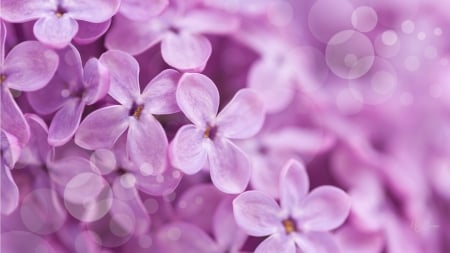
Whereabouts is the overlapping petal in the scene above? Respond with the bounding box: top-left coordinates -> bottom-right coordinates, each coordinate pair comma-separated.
233,190 -> 281,236
280,159 -> 310,214
141,69 -> 180,114
82,58 -> 110,105
0,0 -> 52,22
1,88 -> 30,145
48,98 -> 85,146
120,0 -> 169,20
33,16 -> 79,48
65,0 -> 120,23
74,20 -> 111,44
255,234 -> 295,253
177,9 -> 240,34
169,125 -> 207,174
1,159 -> 19,215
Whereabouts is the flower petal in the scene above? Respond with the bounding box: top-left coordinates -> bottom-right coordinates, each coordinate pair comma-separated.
33,15 -> 79,48
21,114 -> 51,165
26,74 -> 70,115
74,20 -> 111,44
255,234 -> 295,253
120,0 -> 169,20
134,166 -> 182,196
298,186 -> 351,231
213,198 -> 247,251
176,73 -> 219,126
141,69 -> 181,114
1,21 -> 6,63
99,50 -> 141,105
75,105 -> 129,150
64,0 -> 120,23
105,14 -> 166,55
3,41 -> 59,91
169,124 -> 207,175
157,222 -> 220,253
216,88 -> 265,139
127,113 -> 168,174
0,0 -> 52,22
280,159 -> 310,214
161,32 -> 212,72
48,98 -> 85,146
1,163 -> 19,215
208,139 -> 251,194
294,232 -> 341,253
177,9 -> 240,34
1,88 -> 30,145
82,58 -> 110,105
232,190 -> 281,236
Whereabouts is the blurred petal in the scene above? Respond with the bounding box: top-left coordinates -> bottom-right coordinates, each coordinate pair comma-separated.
33,15 -> 79,48
209,139 -> 251,194
298,186 -> 351,231
1,130 -> 21,167
233,190 -> 281,236
280,159 -> 309,214
48,98 -> 84,146
134,166 -> 182,196
1,163 -> 19,215
161,32 -> 211,72
1,88 -> 30,145
99,50 -> 140,105
169,124 -> 207,175
75,105 -> 129,150
141,69 -> 181,114
177,9 -> 240,34
82,58 -> 110,105
176,73 -> 219,126
65,0 -> 120,23
1,21 -> 5,63
105,14 -> 166,55
74,20 -> 111,44
127,113 -> 168,174
47,156 -> 98,192
3,41 -> 59,91
120,0 -> 168,20
216,89 -> 265,139
248,59 -> 295,113
1,231 -> 56,253
21,114 -> 51,165
213,198 -> 247,251
0,0 -> 52,22
255,234 -> 295,253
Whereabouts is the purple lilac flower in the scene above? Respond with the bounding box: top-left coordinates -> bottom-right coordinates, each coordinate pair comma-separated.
169,73 -> 265,193
233,159 -> 351,252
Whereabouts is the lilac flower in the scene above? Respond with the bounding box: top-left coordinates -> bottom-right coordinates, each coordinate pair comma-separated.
1,130 -> 21,215
1,0 -> 120,48
233,159 -> 351,253
120,0 -> 169,21
169,73 -> 265,193
106,4 -> 240,71
75,50 -> 181,174
0,21 -> 59,146
27,44 -> 110,146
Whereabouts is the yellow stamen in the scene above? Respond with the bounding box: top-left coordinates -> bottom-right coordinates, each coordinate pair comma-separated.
282,219 -> 296,234
203,127 -> 211,138
55,12 -> 63,18
133,105 -> 144,119
0,74 -> 6,84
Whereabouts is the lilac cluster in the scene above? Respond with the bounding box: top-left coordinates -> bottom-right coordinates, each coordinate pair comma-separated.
1,0 -> 449,253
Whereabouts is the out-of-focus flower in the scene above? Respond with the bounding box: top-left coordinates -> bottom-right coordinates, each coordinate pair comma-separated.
170,73 -> 265,193
119,0 -> 169,21
233,159 -> 351,253
1,130 -> 21,214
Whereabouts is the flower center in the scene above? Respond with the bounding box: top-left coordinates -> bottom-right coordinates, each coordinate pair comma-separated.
130,103 -> 144,119
0,74 -> 6,85
203,125 -> 218,140
55,6 -> 67,18
282,218 -> 297,234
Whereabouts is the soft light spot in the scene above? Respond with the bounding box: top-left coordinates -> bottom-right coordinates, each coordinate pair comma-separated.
417,32 -> 426,40
144,198 -> 159,214
336,89 -> 363,114
172,170 -> 181,179
381,30 -> 398,46
401,20 -> 415,34
138,235 -> 153,249
140,163 -> 154,176
267,1 -> 293,27
120,173 -> 136,188
404,56 -> 420,71
344,54 -> 358,67
433,27 -> 442,36
109,214 -> 134,237
90,149 -> 116,175
156,174 -> 164,183
351,6 -> 377,32
371,71 -> 396,95
167,227 -> 181,241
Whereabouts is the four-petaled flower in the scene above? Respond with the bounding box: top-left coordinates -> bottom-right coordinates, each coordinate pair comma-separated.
233,159 -> 351,253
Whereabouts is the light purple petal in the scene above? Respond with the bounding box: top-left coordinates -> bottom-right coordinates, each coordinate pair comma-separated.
1,21 -> 6,63
169,124 -> 207,175
134,166 -> 182,196
48,98 -> 85,146
33,15 -> 79,48
213,198 -> 247,251
3,41 -> 59,91
294,232 -> 341,253
161,32 -> 212,72
1,231 -> 56,253
176,9 -> 240,34
280,159 -> 310,214
82,58 -> 110,105
127,112 -> 168,174
74,20 -> 111,44
141,69 -> 181,114
0,0 -> 53,22
75,105 -> 129,150
216,88 -> 265,139
255,234 -> 295,253
120,0 -> 169,20
1,88 -> 30,145
233,190 -> 281,236
1,163 -> 19,215
65,0 -> 120,23
176,73 -> 219,126
297,186 -> 351,231
99,50 -> 141,105
157,222 -> 220,253
105,14 -> 166,55
208,138 -> 251,194
1,130 -> 21,167
21,114 -> 51,165
26,74 -> 70,115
